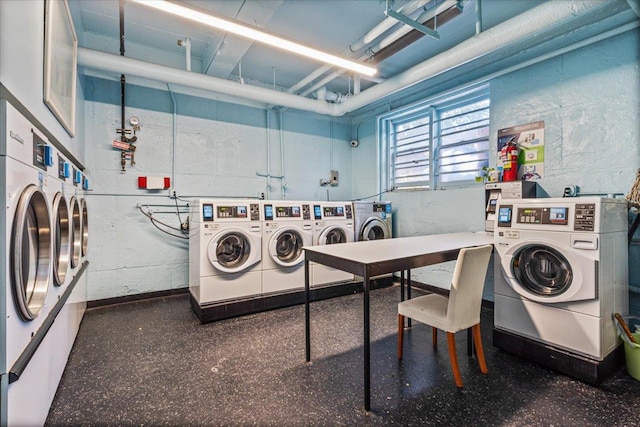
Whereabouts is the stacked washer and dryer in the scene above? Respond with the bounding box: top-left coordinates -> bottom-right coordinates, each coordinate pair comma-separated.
1,100 -> 88,426
493,197 -> 628,383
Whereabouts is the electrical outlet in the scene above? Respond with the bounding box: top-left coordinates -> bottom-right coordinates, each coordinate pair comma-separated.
330,170 -> 339,186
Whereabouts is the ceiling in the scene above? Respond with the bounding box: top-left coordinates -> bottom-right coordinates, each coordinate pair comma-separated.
68,0 -> 639,115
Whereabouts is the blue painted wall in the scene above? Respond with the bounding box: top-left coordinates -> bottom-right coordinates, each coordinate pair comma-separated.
83,76 -> 352,300
352,29 -> 640,308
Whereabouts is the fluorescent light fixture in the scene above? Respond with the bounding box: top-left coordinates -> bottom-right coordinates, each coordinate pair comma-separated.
132,0 -> 377,77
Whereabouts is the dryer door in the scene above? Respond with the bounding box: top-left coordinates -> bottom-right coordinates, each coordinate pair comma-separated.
501,241 -> 596,303
359,217 -> 390,241
269,227 -> 305,267
11,185 -> 52,320
318,225 -> 352,245
207,228 -> 260,273
69,196 -> 81,268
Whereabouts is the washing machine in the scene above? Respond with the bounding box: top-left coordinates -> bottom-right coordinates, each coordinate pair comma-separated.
493,197 -> 628,383
1,100 -> 57,426
189,199 -> 262,308
311,201 -> 355,286
353,200 -> 392,241
261,200 -> 313,294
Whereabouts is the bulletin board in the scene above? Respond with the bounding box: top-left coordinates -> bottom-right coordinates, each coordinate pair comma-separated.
44,0 -> 77,137
497,121 -> 545,180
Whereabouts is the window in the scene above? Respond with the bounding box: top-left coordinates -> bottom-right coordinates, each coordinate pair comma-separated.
379,86 -> 490,190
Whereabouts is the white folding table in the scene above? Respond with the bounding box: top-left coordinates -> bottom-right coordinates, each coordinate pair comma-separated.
303,231 -> 494,411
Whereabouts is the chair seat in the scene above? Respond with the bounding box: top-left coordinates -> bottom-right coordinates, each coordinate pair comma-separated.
399,294 -> 451,332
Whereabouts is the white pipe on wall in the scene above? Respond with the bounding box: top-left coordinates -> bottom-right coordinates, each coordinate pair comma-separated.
78,47 -> 338,115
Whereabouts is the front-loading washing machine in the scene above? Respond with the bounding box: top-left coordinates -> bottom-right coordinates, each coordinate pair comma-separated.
261,201 -> 313,294
1,100 -> 56,426
353,200 -> 392,241
311,201 -> 355,286
47,146 -> 71,296
189,199 -> 262,314
493,197 -> 628,383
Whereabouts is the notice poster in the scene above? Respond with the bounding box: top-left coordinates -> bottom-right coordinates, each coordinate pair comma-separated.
497,121 -> 545,180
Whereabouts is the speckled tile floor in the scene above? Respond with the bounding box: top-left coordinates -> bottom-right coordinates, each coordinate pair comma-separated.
46,286 -> 640,426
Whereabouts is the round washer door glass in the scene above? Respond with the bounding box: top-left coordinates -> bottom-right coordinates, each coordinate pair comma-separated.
11,185 -> 51,320
511,244 -> 573,296
272,230 -> 304,265
213,232 -> 251,269
52,193 -> 70,287
321,228 -> 347,245
360,218 -> 389,241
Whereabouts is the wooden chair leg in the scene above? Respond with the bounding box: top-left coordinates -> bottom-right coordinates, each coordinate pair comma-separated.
432,327 -> 437,347
447,332 -> 463,388
397,314 -> 405,359
472,324 -> 488,374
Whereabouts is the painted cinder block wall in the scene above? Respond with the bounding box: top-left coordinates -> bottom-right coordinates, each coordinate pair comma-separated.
83,78 -> 352,301
352,29 -> 640,300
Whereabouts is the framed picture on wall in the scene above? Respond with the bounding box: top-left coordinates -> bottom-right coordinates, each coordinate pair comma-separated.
44,0 -> 77,137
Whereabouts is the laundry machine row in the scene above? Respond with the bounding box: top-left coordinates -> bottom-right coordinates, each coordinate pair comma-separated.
190,199 -> 396,323
1,99 -> 89,426
493,197 -> 628,384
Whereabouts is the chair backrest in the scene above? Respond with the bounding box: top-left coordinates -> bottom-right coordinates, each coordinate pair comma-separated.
446,244 -> 493,330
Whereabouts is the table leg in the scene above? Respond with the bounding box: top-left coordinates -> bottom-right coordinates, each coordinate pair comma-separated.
305,258 -> 311,362
407,270 -> 412,328
363,268 -> 371,412
400,271 -> 405,301
467,328 -> 474,357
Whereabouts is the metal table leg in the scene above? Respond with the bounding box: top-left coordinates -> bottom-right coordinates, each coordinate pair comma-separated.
363,268 -> 370,411
305,258 -> 311,362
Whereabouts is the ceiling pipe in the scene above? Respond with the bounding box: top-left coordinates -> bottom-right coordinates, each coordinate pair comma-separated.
78,1 -> 623,118
332,0 -> 616,115
370,1 -> 463,63
77,47 -> 338,115
286,0 -> 428,94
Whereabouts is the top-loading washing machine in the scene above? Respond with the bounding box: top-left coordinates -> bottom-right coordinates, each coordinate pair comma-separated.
261,201 -> 313,294
311,201 -> 355,286
189,199 -> 262,309
493,197 -> 628,383
353,201 -> 392,241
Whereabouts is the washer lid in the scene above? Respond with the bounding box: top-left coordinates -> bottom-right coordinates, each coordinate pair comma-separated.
208,229 -> 260,273
269,227 -> 305,267
11,185 -> 51,321
359,217 -> 390,241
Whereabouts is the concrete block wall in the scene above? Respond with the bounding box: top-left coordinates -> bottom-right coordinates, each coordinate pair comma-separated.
84,77 -> 352,301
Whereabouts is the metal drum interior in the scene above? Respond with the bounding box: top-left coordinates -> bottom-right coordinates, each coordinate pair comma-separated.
511,244 -> 573,296
69,196 -> 81,268
272,230 -> 304,266
10,185 -> 52,321
322,228 -> 347,245
360,219 -> 388,241
52,193 -> 70,287
212,232 -> 251,269
80,198 -> 88,257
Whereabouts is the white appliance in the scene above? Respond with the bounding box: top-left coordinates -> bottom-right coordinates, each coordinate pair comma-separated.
261,201 -> 313,294
311,201 -> 354,286
353,200 -> 392,241
47,145 -> 71,296
189,199 -> 262,306
493,197 -> 628,383
1,100 -> 58,426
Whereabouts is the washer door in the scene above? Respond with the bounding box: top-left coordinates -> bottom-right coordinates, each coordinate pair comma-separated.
359,217 -> 390,241
52,192 -> 70,287
11,185 -> 52,321
80,198 -> 88,257
318,225 -> 353,245
207,229 -> 260,273
269,228 -> 305,267
501,241 -> 595,303
69,196 -> 81,268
